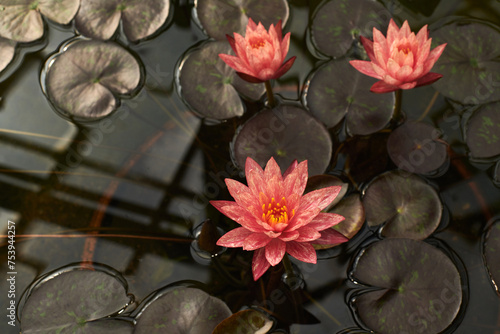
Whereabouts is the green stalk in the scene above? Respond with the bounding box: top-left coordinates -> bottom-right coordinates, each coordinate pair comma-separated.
394,89 -> 402,121
264,80 -> 276,108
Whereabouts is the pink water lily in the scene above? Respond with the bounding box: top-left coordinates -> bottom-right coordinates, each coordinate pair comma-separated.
350,19 -> 446,93
211,157 -> 348,280
218,18 -> 296,83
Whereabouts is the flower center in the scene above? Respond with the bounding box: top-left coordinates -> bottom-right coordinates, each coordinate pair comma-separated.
261,196 -> 294,228
397,43 -> 412,55
251,39 -> 266,49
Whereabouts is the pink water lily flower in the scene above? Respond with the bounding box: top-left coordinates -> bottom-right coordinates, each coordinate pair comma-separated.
218,18 -> 296,83
350,19 -> 446,93
211,157 -> 348,280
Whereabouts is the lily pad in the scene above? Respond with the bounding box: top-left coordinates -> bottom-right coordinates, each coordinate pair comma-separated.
195,0 -> 289,41
213,309 -> 274,334
310,0 -> 389,58
0,0 -> 79,42
20,264 -> 133,333
177,40 -> 265,120
134,286 -> 232,333
231,105 -> 332,176
75,0 -> 171,42
0,37 -> 16,72
305,59 -> 394,135
43,38 -> 142,119
362,170 -> 442,239
465,101 -> 500,160
483,220 -> 500,296
387,121 -> 449,175
432,20 -> 500,105
350,238 -> 463,334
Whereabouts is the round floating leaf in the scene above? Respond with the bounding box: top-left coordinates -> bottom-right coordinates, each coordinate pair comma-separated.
362,170 -> 442,239
432,20 -> 500,105
351,238 -> 463,334
75,0 -> 170,41
0,37 -> 16,72
20,265 -> 133,333
465,101 -> 500,160
213,309 -> 274,334
305,59 -> 394,135
305,174 -> 349,210
44,38 -> 141,119
484,220 -> 500,296
310,0 -> 389,58
195,0 -> 289,41
178,40 -> 265,120
387,121 -> 449,175
232,105 -> 332,176
494,161 -> 500,186
134,286 -> 232,334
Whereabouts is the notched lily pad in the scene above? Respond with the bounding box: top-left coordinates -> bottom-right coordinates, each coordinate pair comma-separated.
465,101 -> 500,160
231,105 -> 332,176
350,238 -> 463,334
75,0 -> 171,41
362,170 -> 442,239
134,286 -> 232,333
305,59 -> 394,135
20,264 -> 133,333
195,0 -> 289,40
483,220 -> 500,296
432,20 -> 500,105
43,38 -> 142,119
177,40 -> 265,120
0,37 -> 16,72
310,0 -> 389,58
213,309 -> 274,334
387,121 -> 449,175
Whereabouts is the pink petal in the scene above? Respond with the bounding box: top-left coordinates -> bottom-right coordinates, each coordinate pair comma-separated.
415,72 -> 443,87
243,232 -> 272,250
423,43 -> 446,74
386,58 -> 400,78
286,207 -> 321,232
233,33 -> 251,67
416,38 -> 432,66
360,36 -> 375,60
236,71 -> 264,83
294,226 -> 322,242
279,230 -> 300,241
275,20 -> 283,41
308,212 -> 345,231
219,53 -> 255,77
283,160 -> 308,198
395,64 -> 413,81
415,24 -> 428,46
349,60 -> 382,79
210,201 -> 271,232
245,158 -> 267,198
298,185 -> 342,212
399,20 -> 411,38
382,74 -> 401,86
372,62 -> 387,78
286,241 -> 317,263
386,19 -> 400,46
252,248 -> 271,280
265,238 -> 286,266
314,228 -> 349,245
398,81 -> 418,90
283,160 -> 298,178
225,179 -> 261,217
370,80 -> 399,93
280,32 -> 291,62
226,34 -> 237,54
272,56 -> 296,79
217,227 -> 253,247
247,17 -> 258,31
264,156 -> 283,183
373,28 -> 389,68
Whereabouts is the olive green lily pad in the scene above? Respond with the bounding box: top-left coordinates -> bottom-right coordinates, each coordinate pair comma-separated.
213,309 -> 274,334
465,101 -> 500,160
483,220 -> 500,297
0,37 -> 16,72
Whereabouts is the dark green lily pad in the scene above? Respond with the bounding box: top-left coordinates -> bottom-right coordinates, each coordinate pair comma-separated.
134,286 -> 232,333
305,59 -> 394,135
387,121 -> 449,175
43,38 -> 142,119
195,0 -> 289,41
0,0 -> 79,42
75,0 -> 170,42
231,105 -> 332,176
432,20 -> 500,105
350,238 -> 463,334
213,309 -> 274,334
484,220 -> 500,296
310,0 -> 389,58
362,170 -> 442,239
177,40 -> 265,120
465,101 -> 500,160
0,37 -> 16,72
20,264 -> 133,333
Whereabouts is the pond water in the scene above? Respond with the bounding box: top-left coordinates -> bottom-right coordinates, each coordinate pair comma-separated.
0,0 -> 499,333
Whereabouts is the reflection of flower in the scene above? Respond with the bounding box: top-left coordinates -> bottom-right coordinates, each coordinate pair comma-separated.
350,19 -> 446,93
218,18 -> 296,83
212,157 -> 348,280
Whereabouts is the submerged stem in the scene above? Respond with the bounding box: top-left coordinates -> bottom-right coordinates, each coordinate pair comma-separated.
282,254 -> 296,287
264,80 -> 276,108
394,89 -> 402,120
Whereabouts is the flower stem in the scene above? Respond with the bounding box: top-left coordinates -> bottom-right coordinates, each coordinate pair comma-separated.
264,80 -> 276,108
282,253 -> 296,287
394,89 -> 402,121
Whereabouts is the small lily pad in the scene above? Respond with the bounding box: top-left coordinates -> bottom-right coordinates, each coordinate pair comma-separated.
305,59 -> 394,135
432,19 -> 500,105
310,0 -> 389,58
231,105 -> 332,176
195,0 -> 289,40
362,170 -> 442,239
331,193 -> 365,240
387,121 -> 449,175
177,40 -> 265,120
0,37 -> 16,72
483,220 -> 500,296
43,38 -> 142,119
75,0 -> 171,41
465,101 -> 500,160
350,238 -> 463,334
213,309 -> 274,334
134,286 -> 232,333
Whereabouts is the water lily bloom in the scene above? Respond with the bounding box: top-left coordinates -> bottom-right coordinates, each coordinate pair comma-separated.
211,157 -> 348,280
349,19 -> 446,93
218,18 -> 296,83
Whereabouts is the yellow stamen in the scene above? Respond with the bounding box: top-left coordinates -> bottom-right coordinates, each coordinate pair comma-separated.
260,195 -> 295,228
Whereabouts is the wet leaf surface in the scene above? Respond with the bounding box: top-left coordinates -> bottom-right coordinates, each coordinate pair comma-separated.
305,59 -> 394,135
362,170 -> 442,239
465,101 -> 500,159
213,309 -> 274,334
0,37 -> 16,72
350,238 -> 462,334
484,220 -> 500,297
178,40 -> 265,120
195,0 -> 289,40
232,105 -> 332,176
